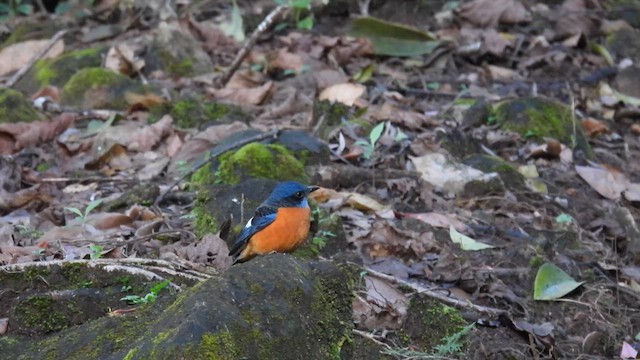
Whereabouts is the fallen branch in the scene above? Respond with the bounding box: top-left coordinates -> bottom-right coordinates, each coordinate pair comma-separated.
364,266 -> 506,316
4,30 -> 68,88
216,5 -> 289,88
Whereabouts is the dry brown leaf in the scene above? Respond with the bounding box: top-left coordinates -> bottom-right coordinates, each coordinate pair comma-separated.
318,83 -> 366,106
353,276 -> 408,330
371,102 -> 436,130
457,0 -> 531,28
105,44 -> 145,76
581,118 -> 609,137
208,81 -> 274,106
398,212 -> 469,232
0,39 -> 64,76
0,113 -> 75,154
85,213 -> 134,230
575,165 -> 629,200
553,0 -> 601,39
631,123 -> 640,135
160,233 -> 232,270
85,144 -> 129,171
269,48 -> 306,72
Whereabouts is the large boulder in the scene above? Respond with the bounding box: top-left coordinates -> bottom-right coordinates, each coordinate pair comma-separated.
0,255 -> 355,359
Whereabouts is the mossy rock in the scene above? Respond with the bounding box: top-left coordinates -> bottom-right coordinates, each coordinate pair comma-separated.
0,255 -> 356,360
400,294 -> 469,353
14,47 -> 108,95
143,23 -> 213,78
149,97 -> 250,129
493,97 -> 594,159
60,68 -> 154,110
0,89 -> 42,123
463,154 -> 526,191
104,183 -> 160,211
191,178 -> 278,237
0,261 -> 182,338
217,142 -> 307,185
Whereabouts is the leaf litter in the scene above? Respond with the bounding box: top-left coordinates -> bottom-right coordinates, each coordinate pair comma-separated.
0,0 -> 638,358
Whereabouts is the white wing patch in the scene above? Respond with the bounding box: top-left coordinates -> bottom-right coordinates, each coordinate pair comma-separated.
244,217 -> 254,228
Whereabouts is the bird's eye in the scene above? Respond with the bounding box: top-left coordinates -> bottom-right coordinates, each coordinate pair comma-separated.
295,191 -> 304,198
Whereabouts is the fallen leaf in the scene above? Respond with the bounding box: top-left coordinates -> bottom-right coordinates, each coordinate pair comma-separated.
575,165 -> 629,200
0,113 -> 75,154
398,212 -> 468,232
449,225 -> 495,251
581,118 -> 608,137
410,153 -> 497,195
457,0 -> 531,28
318,83 -> 366,106
348,17 -> 440,57
534,262 -> 585,300
0,39 -> 64,76
105,44 -> 145,76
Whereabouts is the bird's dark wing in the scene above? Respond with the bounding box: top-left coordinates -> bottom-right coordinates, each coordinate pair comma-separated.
228,205 -> 278,258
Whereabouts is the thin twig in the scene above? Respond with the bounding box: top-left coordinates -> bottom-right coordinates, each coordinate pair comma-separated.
154,129 -> 281,206
5,30 -> 69,88
364,266 -> 506,316
216,5 -> 289,88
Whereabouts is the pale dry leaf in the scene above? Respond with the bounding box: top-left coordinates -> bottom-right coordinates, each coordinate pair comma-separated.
208,81 -> 274,106
399,212 -> 469,232
318,83 -> 366,106
0,39 -> 64,76
105,44 -> 145,75
575,165 -> 629,200
457,0 -> 531,28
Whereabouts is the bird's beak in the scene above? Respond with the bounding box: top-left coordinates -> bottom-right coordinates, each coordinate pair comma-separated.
308,186 -> 320,193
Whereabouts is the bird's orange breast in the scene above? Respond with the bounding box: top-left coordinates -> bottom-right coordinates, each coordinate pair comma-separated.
247,207 -> 311,256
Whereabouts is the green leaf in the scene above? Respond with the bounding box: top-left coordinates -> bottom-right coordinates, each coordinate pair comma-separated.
64,207 -> 84,219
449,225 -> 495,251
369,122 -> 385,146
297,15 -> 314,30
555,214 -> 573,224
534,263 -> 585,300
220,0 -> 245,42
150,279 -> 171,295
348,16 -> 441,57
291,0 -> 312,9
17,3 -> 32,15
353,63 -> 375,83
84,199 -> 103,217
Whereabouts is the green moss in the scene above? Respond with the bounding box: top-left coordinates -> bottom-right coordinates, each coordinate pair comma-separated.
123,347 -> 139,360
309,270 -> 355,359
0,89 -> 42,123
157,48 -> 195,77
217,143 -> 307,185
61,262 -> 90,288
494,97 -> 593,158
402,295 -> 468,351
197,332 -> 241,360
24,266 -> 52,282
192,185 -> 219,237
60,67 -> 139,109
16,295 -> 69,333
149,98 -> 232,128
35,47 -> 106,86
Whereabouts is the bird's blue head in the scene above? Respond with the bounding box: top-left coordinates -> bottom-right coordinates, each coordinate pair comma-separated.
265,181 -> 319,208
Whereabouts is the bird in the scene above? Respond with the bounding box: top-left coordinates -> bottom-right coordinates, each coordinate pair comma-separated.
228,181 -> 320,264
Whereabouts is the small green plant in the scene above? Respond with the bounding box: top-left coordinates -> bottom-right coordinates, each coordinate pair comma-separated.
433,323 -> 474,356
16,225 -> 44,239
89,244 -> 104,260
0,0 -> 33,20
310,230 -> 335,254
121,279 -> 171,305
275,0 -> 314,30
355,121 -> 385,159
65,199 -> 103,222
